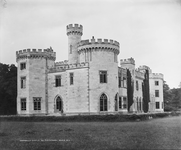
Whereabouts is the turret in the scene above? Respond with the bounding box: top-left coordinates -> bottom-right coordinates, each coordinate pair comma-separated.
66,24 -> 83,64
120,57 -> 135,76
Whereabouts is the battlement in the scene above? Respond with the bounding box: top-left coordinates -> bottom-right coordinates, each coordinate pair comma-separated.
77,37 -> 120,54
16,47 -> 56,62
78,38 -> 119,47
137,65 -> 152,73
135,70 -> 144,79
49,62 -> 89,73
66,24 -> 83,36
150,73 -> 164,79
120,57 -> 135,65
55,60 -> 68,66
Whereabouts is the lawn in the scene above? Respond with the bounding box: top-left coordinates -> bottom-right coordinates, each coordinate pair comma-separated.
0,116 -> 181,150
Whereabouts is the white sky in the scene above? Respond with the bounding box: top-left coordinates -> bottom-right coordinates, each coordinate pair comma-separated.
0,0 -> 181,88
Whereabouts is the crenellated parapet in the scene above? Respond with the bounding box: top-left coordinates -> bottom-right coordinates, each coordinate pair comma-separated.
55,60 -> 68,66
66,24 -> 83,36
135,70 -> 144,79
16,47 -> 56,62
49,62 -> 89,73
149,73 -> 164,80
120,57 -> 135,65
138,65 -> 152,73
77,38 -> 120,54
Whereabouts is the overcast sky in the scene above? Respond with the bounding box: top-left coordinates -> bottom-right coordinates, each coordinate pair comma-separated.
0,0 -> 181,88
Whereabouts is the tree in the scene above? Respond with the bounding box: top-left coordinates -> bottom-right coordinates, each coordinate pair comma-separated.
163,81 -> 181,111
127,69 -> 133,112
0,63 -> 17,115
142,70 -> 150,113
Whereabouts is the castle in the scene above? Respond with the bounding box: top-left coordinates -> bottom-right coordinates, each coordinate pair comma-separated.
16,24 -> 164,115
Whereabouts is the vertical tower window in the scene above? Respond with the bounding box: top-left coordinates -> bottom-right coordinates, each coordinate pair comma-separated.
70,73 -> 74,85
33,97 -> 41,110
100,93 -> 108,111
20,63 -> 26,70
55,75 -> 61,87
136,80 -> 139,91
155,81 -> 159,86
118,76 -> 121,88
21,98 -> 26,111
100,71 -> 107,83
123,77 -> 127,88
155,90 -> 159,97
70,45 -> 72,54
21,77 -> 26,89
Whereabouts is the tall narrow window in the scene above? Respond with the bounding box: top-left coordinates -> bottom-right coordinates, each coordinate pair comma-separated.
119,97 -> 122,109
100,93 -> 108,111
155,81 -> 159,86
70,73 -> 74,85
56,96 -> 63,112
55,75 -> 61,87
136,80 -> 139,91
156,102 -> 160,109
100,71 -> 107,83
20,63 -> 26,70
155,90 -> 159,97
21,77 -> 26,89
70,45 -> 72,54
21,98 -> 26,111
118,76 -> 121,88
33,97 -> 41,110
123,77 -> 127,88
115,94 -> 118,111
123,97 -> 127,109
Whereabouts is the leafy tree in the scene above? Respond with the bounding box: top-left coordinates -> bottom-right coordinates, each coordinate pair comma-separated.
0,63 -> 17,115
163,81 -> 181,111
142,70 -> 150,113
127,69 -> 133,112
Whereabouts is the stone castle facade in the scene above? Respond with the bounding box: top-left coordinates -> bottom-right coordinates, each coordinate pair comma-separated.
16,24 -> 164,115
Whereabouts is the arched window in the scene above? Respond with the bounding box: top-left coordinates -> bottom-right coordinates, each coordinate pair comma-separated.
56,96 -> 63,112
100,93 -> 108,111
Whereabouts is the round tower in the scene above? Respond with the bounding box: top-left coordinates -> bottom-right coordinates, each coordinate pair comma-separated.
77,37 -> 120,113
16,48 -> 56,115
66,24 -> 83,64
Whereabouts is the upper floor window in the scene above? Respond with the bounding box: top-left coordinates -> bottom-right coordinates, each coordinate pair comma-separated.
70,73 -> 74,85
21,77 -> 26,89
55,75 -> 61,87
155,90 -> 159,97
21,98 -> 26,111
100,71 -> 107,83
20,63 -> 26,70
118,76 -> 121,88
123,77 -> 127,88
70,45 -> 72,54
136,80 -> 139,91
155,81 -> 159,86
33,97 -> 41,110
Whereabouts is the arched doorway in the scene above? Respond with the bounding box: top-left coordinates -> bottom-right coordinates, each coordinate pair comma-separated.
100,93 -> 108,111
55,96 -> 63,112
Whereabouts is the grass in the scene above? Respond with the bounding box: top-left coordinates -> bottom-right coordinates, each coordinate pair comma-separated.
0,115 -> 181,150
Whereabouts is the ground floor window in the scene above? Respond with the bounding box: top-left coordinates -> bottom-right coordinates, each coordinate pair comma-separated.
33,97 -> 41,110
119,97 -> 122,109
56,96 -> 63,112
21,98 -> 26,111
156,102 -> 160,109
100,93 -> 108,111
115,94 -> 118,111
123,97 -> 127,109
